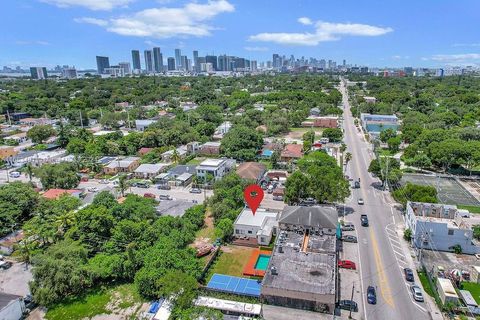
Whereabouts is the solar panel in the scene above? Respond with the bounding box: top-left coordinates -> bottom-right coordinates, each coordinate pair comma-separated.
207,274 -> 261,297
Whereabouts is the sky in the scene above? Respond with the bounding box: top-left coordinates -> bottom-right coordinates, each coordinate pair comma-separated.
1,0 -> 480,69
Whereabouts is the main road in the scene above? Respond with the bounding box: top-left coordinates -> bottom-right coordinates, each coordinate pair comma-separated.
339,79 -> 430,320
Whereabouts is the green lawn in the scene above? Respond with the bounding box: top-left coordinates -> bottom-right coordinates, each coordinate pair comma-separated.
378,149 -> 394,157
187,157 -> 204,165
206,246 -> 255,281
461,282 -> 480,304
45,284 -> 143,320
458,205 -> 480,214
417,271 -> 435,297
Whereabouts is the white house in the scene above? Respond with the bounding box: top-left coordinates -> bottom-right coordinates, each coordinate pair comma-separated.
135,119 -> 157,131
234,207 -> 279,245
196,158 -> 236,181
134,163 -> 169,179
213,121 -> 232,140
405,201 -> 479,254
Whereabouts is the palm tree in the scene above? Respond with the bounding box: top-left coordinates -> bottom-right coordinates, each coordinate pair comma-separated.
117,174 -> 128,197
25,162 -> 34,182
340,143 -> 347,154
54,210 -> 76,237
345,152 -> 352,166
171,148 -> 180,164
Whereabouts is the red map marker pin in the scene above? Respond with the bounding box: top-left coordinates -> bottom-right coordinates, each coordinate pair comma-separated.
244,184 -> 264,216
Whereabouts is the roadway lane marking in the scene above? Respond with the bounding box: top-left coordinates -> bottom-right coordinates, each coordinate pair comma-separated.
369,228 -> 395,308
392,248 -> 406,258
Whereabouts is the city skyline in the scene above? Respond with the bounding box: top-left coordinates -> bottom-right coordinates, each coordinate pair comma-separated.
1,0 -> 480,69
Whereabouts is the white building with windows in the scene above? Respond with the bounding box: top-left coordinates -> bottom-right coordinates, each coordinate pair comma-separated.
234,207 -> 279,245
196,158 -> 235,181
405,201 -> 479,254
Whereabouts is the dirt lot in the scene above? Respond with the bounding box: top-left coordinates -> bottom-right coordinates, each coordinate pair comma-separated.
282,127 -> 324,140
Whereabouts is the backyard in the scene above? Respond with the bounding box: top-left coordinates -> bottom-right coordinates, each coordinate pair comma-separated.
205,245 -> 255,281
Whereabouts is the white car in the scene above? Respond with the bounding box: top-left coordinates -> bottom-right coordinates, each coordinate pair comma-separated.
357,198 -> 364,205
410,285 -> 424,302
9,171 -> 21,178
87,187 -> 99,192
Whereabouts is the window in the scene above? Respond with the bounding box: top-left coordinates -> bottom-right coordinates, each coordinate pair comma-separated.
260,237 -> 265,243
448,229 -> 454,236
235,229 -> 240,234
248,230 -> 252,234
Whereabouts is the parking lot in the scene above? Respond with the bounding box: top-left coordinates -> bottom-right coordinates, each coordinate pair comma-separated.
0,261 -> 32,296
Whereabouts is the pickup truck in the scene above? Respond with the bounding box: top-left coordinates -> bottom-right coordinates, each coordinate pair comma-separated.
360,214 -> 369,227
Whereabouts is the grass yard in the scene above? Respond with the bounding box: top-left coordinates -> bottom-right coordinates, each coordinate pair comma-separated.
206,245 -> 255,281
417,271 -> 435,297
45,284 -> 143,320
461,282 -> 480,304
187,157 -> 205,165
458,205 -> 480,214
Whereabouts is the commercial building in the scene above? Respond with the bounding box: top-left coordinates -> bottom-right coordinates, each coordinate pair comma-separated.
118,62 -> 131,75
153,47 -> 163,73
30,67 -> 47,79
234,207 -> 279,245
261,206 -> 338,313
104,66 -> 125,78
205,55 -> 218,71
62,67 -> 77,79
96,56 -> 110,74
363,96 -> 377,104
196,158 -> 236,181
144,50 -> 153,73
193,50 -> 199,72
131,50 -> 141,72
194,296 -> 261,318
405,201 -> 479,254
360,113 -> 398,136
301,116 -> 338,128
167,57 -> 175,71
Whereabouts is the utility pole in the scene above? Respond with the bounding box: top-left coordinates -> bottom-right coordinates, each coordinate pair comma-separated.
79,110 -> 84,128
349,282 -> 355,319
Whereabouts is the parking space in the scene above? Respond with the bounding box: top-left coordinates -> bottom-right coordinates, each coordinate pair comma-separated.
260,193 -> 286,211
0,261 -> 32,296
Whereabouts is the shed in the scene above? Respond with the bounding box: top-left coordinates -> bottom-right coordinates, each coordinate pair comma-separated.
459,290 -> 478,307
436,277 -> 459,305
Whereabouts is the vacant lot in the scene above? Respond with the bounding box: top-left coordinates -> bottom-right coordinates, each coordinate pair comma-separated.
283,127 -> 324,140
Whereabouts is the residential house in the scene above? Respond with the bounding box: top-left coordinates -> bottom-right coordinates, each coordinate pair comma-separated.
43,189 -> 83,200
18,117 -> 53,127
196,158 -> 236,181
103,156 -> 140,175
363,96 -> 377,104
6,132 -> 28,144
135,119 -> 157,132
161,146 -> 188,162
405,201 -> 479,254
0,292 -> 25,320
234,207 -> 279,245
199,141 -> 221,155
236,162 -> 266,182
134,163 -> 169,179
213,121 -> 232,140
186,141 -> 200,154
301,116 -> 338,128
280,144 -> 303,162
138,147 -> 153,156
0,146 -> 18,164
261,205 -> 338,314
180,102 -> 198,112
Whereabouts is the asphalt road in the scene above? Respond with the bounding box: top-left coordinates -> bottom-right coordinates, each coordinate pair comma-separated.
339,80 -> 430,320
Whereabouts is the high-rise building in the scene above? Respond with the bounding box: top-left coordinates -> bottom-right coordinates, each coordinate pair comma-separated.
250,60 -> 257,71
175,49 -> 182,69
193,50 -> 199,72
343,59 -> 346,67
153,47 -> 163,73
131,50 -> 141,71
218,54 -> 227,71
205,55 -> 217,71
167,57 -> 175,71
30,67 -> 48,79
62,67 -> 77,79
144,50 -> 153,73
181,56 -> 188,71
96,56 -> 110,74
272,54 -> 280,68
118,62 -> 131,75
319,59 -> 326,69
104,66 -> 125,78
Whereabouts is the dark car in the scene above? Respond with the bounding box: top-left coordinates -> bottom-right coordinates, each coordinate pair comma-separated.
157,184 -> 171,190
23,294 -> 37,311
342,235 -> 358,243
190,188 -> 202,194
133,182 -> 149,188
0,261 -> 12,270
338,300 -> 358,312
367,286 -> 377,304
354,181 -> 360,189
360,214 -> 369,227
300,198 -> 316,206
404,268 -> 415,282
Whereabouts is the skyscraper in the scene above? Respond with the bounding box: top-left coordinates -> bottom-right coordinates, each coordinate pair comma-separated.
193,50 -> 199,72
272,54 -> 280,68
175,49 -> 182,69
30,67 -> 48,79
218,55 -> 227,71
118,62 -> 131,75
96,56 -> 110,74
144,50 -> 153,73
131,50 -> 141,71
153,47 -> 163,73
167,57 -> 175,71
343,59 -> 346,67
181,56 -> 188,71
205,55 -> 217,71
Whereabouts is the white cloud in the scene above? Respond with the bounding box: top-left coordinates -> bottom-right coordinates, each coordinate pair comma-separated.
78,0 -> 234,39
298,17 -> 312,25
244,46 -> 269,52
74,17 -> 108,26
429,53 -> 480,62
41,0 -> 134,10
249,18 -> 393,46
15,40 -> 50,46
391,55 -> 410,60
452,43 -> 480,47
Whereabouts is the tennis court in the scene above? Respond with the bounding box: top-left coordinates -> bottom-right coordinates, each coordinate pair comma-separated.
401,174 -> 480,206
207,274 -> 262,297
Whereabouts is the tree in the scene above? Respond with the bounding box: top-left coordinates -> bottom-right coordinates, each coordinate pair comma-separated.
0,182 -> 39,236
405,154 -> 432,169
340,143 -> 347,153
322,128 -> 343,142
302,130 -> 315,152
380,128 -> 397,143
387,136 -> 401,153
345,152 -> 352,166
270,150 -> 280,169
392,182 -> 437,205
27,125 -> 56,144
171,148 -> 181,164
285,171 -> 309,204
157,270 -> 198,313
66,137 -> 87,155
215,218 -> 233,241
25,162 -> 34,182
404,228 -> 412,241
117,174 -> 128,197
35,162 -> 81,189
220,125 -> 263,160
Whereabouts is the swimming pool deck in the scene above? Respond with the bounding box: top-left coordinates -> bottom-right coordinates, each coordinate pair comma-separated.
242,248 -> 272,277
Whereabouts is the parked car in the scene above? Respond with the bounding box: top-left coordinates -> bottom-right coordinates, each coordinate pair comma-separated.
23,294 -> 37,311
338,300 -> 358,312
158,195 -> 172,200
367,286 -> 377,304
143,193 -> 156,199
300,198 -> 316,206
99,179 -> 109,184
273,195 -> 283,201
404,268 -> 415,282
133,182 -> 149,188
342,235 -> 358,243
87,187 -> 99,192
80,176 -> 89,182
410,284 -> 424,302
342,222 -> 355,231
190,188 -> 202,194
9,171 -> 20,178
354,181 -> 360,188
338,260 -> 356,270
0,260 -> 12,270
360,214 -> 369,227
357,198 -> 364,205
157,184 -> 171,190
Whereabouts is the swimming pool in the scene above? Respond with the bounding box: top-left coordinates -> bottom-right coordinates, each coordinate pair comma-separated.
254,254 -> 271,271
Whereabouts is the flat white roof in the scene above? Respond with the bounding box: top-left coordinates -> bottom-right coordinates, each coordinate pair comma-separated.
194,296 -> 261,316
135,163 -> 168,173
234,207 -> 278,227
202,141 -> 221,147
437,278 -> 459,297
200,158 -> 224,167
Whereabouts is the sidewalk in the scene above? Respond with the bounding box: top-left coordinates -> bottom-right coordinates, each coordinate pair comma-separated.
393,220 -> 444,320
